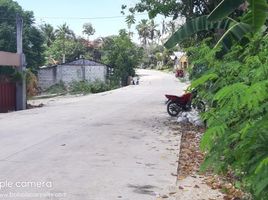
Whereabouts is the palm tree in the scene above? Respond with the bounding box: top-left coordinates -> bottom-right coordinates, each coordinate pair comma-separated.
55,23 -> 75,63
82,23 -> 95,40
40,23 -> 55,47
148,20 -> 158,44
156,30 -> 161,45
161,20 -> 167,35
55,23 -> 75,40
167,21 -> 176,34
136,19 -> 150,46
125,15 -> 136,38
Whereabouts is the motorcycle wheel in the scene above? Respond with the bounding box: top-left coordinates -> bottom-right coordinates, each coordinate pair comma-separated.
167,102 -> 182,117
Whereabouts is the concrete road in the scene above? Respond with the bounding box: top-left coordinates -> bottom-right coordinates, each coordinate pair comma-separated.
0,70 -> 188,200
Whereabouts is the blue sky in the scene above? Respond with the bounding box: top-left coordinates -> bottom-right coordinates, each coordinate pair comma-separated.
15,0 -> 165,42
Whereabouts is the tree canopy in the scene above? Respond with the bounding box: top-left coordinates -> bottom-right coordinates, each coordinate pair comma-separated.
122,0 -> 222,20
102,31 -> 143,86
0,0 -> 45,69
82,23 -> 95,38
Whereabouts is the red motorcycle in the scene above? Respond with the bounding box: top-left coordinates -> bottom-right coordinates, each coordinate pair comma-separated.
165,90 -> 205,117
175,69 -> 184,78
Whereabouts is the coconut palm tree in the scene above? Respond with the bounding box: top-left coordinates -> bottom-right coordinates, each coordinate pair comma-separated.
125,15 -> 136,38
148,20 -> 158,44
40,23 -> 55,47
82,23 -> 95,40
136,19 -> 150,46
55,23 -> 75,40
55,23 -> 75,63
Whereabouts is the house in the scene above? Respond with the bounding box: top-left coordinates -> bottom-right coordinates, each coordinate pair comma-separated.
38,59 -> 108,90
170,51 -> 189,70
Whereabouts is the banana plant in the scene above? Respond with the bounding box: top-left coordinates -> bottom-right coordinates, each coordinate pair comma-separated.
164,0 -> 268,49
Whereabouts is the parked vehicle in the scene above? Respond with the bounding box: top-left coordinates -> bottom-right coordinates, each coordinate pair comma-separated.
165,90 -> 205,117
175,69 -> 184,78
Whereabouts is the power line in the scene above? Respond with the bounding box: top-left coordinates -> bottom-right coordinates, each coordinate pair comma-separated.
36,13 -> 147,20
0,13 -> 148,23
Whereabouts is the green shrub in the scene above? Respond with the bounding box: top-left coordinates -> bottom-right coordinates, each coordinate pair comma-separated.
69,80 -> 113,95
45,81 -> 67,94
90,81 -> 110,93
187,34 -> 268,199
69,81 -> 92,95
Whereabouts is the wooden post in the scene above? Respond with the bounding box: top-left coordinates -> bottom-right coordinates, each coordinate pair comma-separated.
16,14 -> 26,110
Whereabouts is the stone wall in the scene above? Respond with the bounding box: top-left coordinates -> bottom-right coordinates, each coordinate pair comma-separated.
38,64 -> 107,90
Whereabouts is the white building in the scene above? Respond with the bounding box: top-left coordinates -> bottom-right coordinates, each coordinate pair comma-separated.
38,59 -> 108,90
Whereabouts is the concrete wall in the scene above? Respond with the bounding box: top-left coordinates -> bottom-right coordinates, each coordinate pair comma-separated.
38,67 -> 57,89
56,65 -> 83,84
85,65 -> 107,82
38,65 -> 107,90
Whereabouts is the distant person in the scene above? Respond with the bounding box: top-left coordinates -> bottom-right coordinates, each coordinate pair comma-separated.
136,77 -> 139,85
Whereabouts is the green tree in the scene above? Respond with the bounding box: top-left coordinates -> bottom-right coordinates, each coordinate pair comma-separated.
125,0 -> 230,46
164,0 -> 267,50
55,23 -> 75,40
125,15 -> 136,37
0,0 -> 45,69
55,23 -> 76,63
82,23 -> 95,39
148,20 -> 158,44
123,0 -> 222,20
45,38 -> 86,65
136,19 -> 150,46
102,31 -> 143,86
40,23 -> 55,47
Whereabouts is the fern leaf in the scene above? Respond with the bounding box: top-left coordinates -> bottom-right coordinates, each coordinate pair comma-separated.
256,176 -> 268,196
190,73 -> 218,89
214,83 -> 249,108
245,80 -> 268,109
255,157 -> 268,174
201,124 -> 227,151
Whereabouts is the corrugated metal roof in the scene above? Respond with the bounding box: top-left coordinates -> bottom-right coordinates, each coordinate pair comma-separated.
39,59 -> 111,69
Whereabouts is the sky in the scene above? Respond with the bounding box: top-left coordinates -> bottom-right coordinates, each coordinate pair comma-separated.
15,0 -> 168,42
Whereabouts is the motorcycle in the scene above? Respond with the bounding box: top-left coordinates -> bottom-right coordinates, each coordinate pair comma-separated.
165,90 -> 205,117
175,69 -> 184,78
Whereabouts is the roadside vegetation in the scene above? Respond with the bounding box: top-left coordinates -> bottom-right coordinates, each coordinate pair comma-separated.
44,80 -> 118,96
44,82 -> 67,95
129,0 -> 268,199
69,81 -> 117,95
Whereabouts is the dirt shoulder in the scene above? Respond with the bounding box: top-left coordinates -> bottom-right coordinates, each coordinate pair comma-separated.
174,123 -> 223,200
158,121 -> 246,200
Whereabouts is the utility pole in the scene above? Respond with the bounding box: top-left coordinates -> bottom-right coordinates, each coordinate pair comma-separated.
16,14 -> 26,110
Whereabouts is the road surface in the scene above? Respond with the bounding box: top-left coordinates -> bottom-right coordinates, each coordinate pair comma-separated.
0,70 -> 188,200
